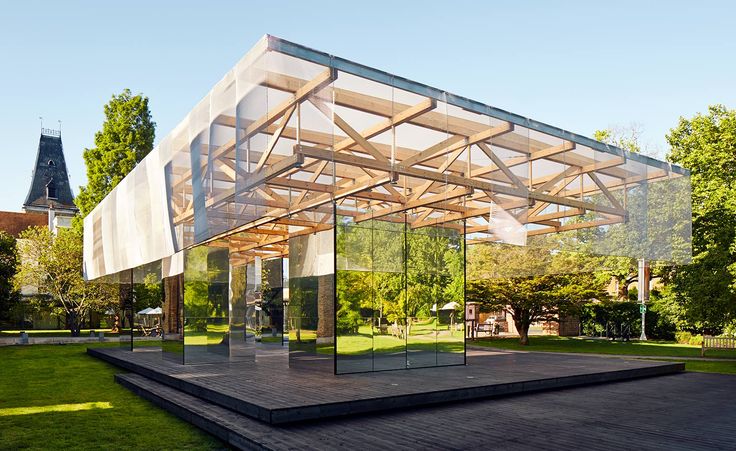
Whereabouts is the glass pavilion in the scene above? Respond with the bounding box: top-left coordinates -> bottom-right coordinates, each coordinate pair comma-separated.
83,35 -> 691,374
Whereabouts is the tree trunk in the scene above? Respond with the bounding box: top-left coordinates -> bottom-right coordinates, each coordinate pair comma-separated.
69,311 -> 81,337
514,317 -> 530,345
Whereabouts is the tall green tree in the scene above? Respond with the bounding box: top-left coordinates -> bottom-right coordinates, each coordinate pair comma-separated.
75,89 -> 156,217
14,227 -> 117,336
0,231 -> 19,324
666,105 -> 736,332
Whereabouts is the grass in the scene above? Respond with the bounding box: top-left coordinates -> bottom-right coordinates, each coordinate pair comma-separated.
472,336 -> 736,374
0,343 -> 222,450
0,329 -> 119,338
472,335 -> 736,357
683,360 -> 736,374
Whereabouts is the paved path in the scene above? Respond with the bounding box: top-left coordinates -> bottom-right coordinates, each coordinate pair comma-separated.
468,344 -> 736,362
126,371 -> 736,450
276,372 -> 736,450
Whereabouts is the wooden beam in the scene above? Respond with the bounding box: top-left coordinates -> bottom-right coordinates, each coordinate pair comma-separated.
355,187 -> 472,222
527,208 -> 585,223
308,97 -> 390,164
526,216 -> 623,237
297,145 -> 528,199
255,104 -> 296,172
334,98 -> 436,153
476,142 -> 529,192
588,172 -> 624,211
244,68 -> 336,138
411,145 -> 466,200
529,141 -> 576,161
402,122 -> 514,167
207,152 -> 304,208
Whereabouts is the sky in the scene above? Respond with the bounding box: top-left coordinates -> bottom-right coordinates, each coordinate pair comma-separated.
0,0 -> 734,212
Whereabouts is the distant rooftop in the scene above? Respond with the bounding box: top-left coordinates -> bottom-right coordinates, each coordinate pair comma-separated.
23,131 -> 77,214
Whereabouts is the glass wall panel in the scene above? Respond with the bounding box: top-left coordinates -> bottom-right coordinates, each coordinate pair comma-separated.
336,210 -> 465,372
183,243 -> 231,364
113,271 -> 133,350
372,218 -> 407,371
183,246 -> 208,363
336,213 -> 374,374
436,222 -> 465,366
162,270 -> 184,363
261,257 -> 285,347
244,258 -> 262,346
206,247 -> 229,358
132,260 -> 163,350
406,224 -> 439,368
288,226 -> 335,371
228,263 -> 248,361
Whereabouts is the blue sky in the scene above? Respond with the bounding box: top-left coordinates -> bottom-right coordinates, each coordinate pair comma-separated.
1,0 -> 734,212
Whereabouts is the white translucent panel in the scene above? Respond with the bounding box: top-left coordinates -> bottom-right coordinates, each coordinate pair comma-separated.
84,35 -> 691,286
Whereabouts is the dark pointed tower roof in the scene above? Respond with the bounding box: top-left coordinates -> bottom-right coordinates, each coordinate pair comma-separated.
23,129 -> 78,215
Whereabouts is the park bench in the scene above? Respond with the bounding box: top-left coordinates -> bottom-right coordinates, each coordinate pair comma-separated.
701,335 -> 736,357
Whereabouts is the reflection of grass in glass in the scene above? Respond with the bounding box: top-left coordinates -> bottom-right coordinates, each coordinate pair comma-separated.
183,329 -> 206,347
335,320 -> 465,355
132,339 -> 162,348
206,323 -> 228,346
288,330 -> 316,341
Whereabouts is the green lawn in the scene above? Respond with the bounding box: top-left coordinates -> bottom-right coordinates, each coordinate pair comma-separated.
0,343 -> 222,450
472,335 -> 736,357
0,329 -> 119,338
683,360 -> 736,374
472,336 -> 736,374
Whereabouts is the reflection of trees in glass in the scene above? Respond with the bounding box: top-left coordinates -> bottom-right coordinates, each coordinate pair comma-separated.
183,246 -> 208,332
407,230 -> 463,321
335,218 -> 464,340
133,272 -> 162,311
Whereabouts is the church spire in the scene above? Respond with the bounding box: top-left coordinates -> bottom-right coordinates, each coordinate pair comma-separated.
23,128 -> 78,215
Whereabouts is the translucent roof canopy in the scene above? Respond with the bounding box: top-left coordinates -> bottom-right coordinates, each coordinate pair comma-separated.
83,35 -> 691,280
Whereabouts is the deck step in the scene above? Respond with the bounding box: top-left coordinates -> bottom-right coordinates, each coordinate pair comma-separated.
116,373 -> 275,451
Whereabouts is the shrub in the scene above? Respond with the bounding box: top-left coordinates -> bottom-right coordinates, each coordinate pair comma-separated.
675,331 -> 692,344
675,331 -> 704,346
723,321 -> 736,338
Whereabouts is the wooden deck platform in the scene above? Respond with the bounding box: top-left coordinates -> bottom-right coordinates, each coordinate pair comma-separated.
88,346 -> 683,425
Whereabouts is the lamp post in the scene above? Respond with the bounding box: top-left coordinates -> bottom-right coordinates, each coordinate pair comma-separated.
638,258 -> 650,341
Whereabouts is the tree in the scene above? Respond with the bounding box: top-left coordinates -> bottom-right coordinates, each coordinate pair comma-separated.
666,105 -> 736,333
592,125 -> 644,299
594,123 -> 644,155
467,240 -> 609,345
75,89 -> 156,217
14,226 -> 117,336
0,231 -> 19,324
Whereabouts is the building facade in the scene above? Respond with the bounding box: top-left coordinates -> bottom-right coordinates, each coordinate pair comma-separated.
0,129 -> 79,329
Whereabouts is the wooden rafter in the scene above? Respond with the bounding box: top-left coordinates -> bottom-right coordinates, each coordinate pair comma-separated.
356,187 -> 472,223
163,66 -> 672,257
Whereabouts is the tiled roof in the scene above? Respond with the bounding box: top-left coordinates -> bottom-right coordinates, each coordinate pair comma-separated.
0,211 -> 48,237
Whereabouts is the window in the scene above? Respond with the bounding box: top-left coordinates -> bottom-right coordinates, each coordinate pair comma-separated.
46,179 -> 57,199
